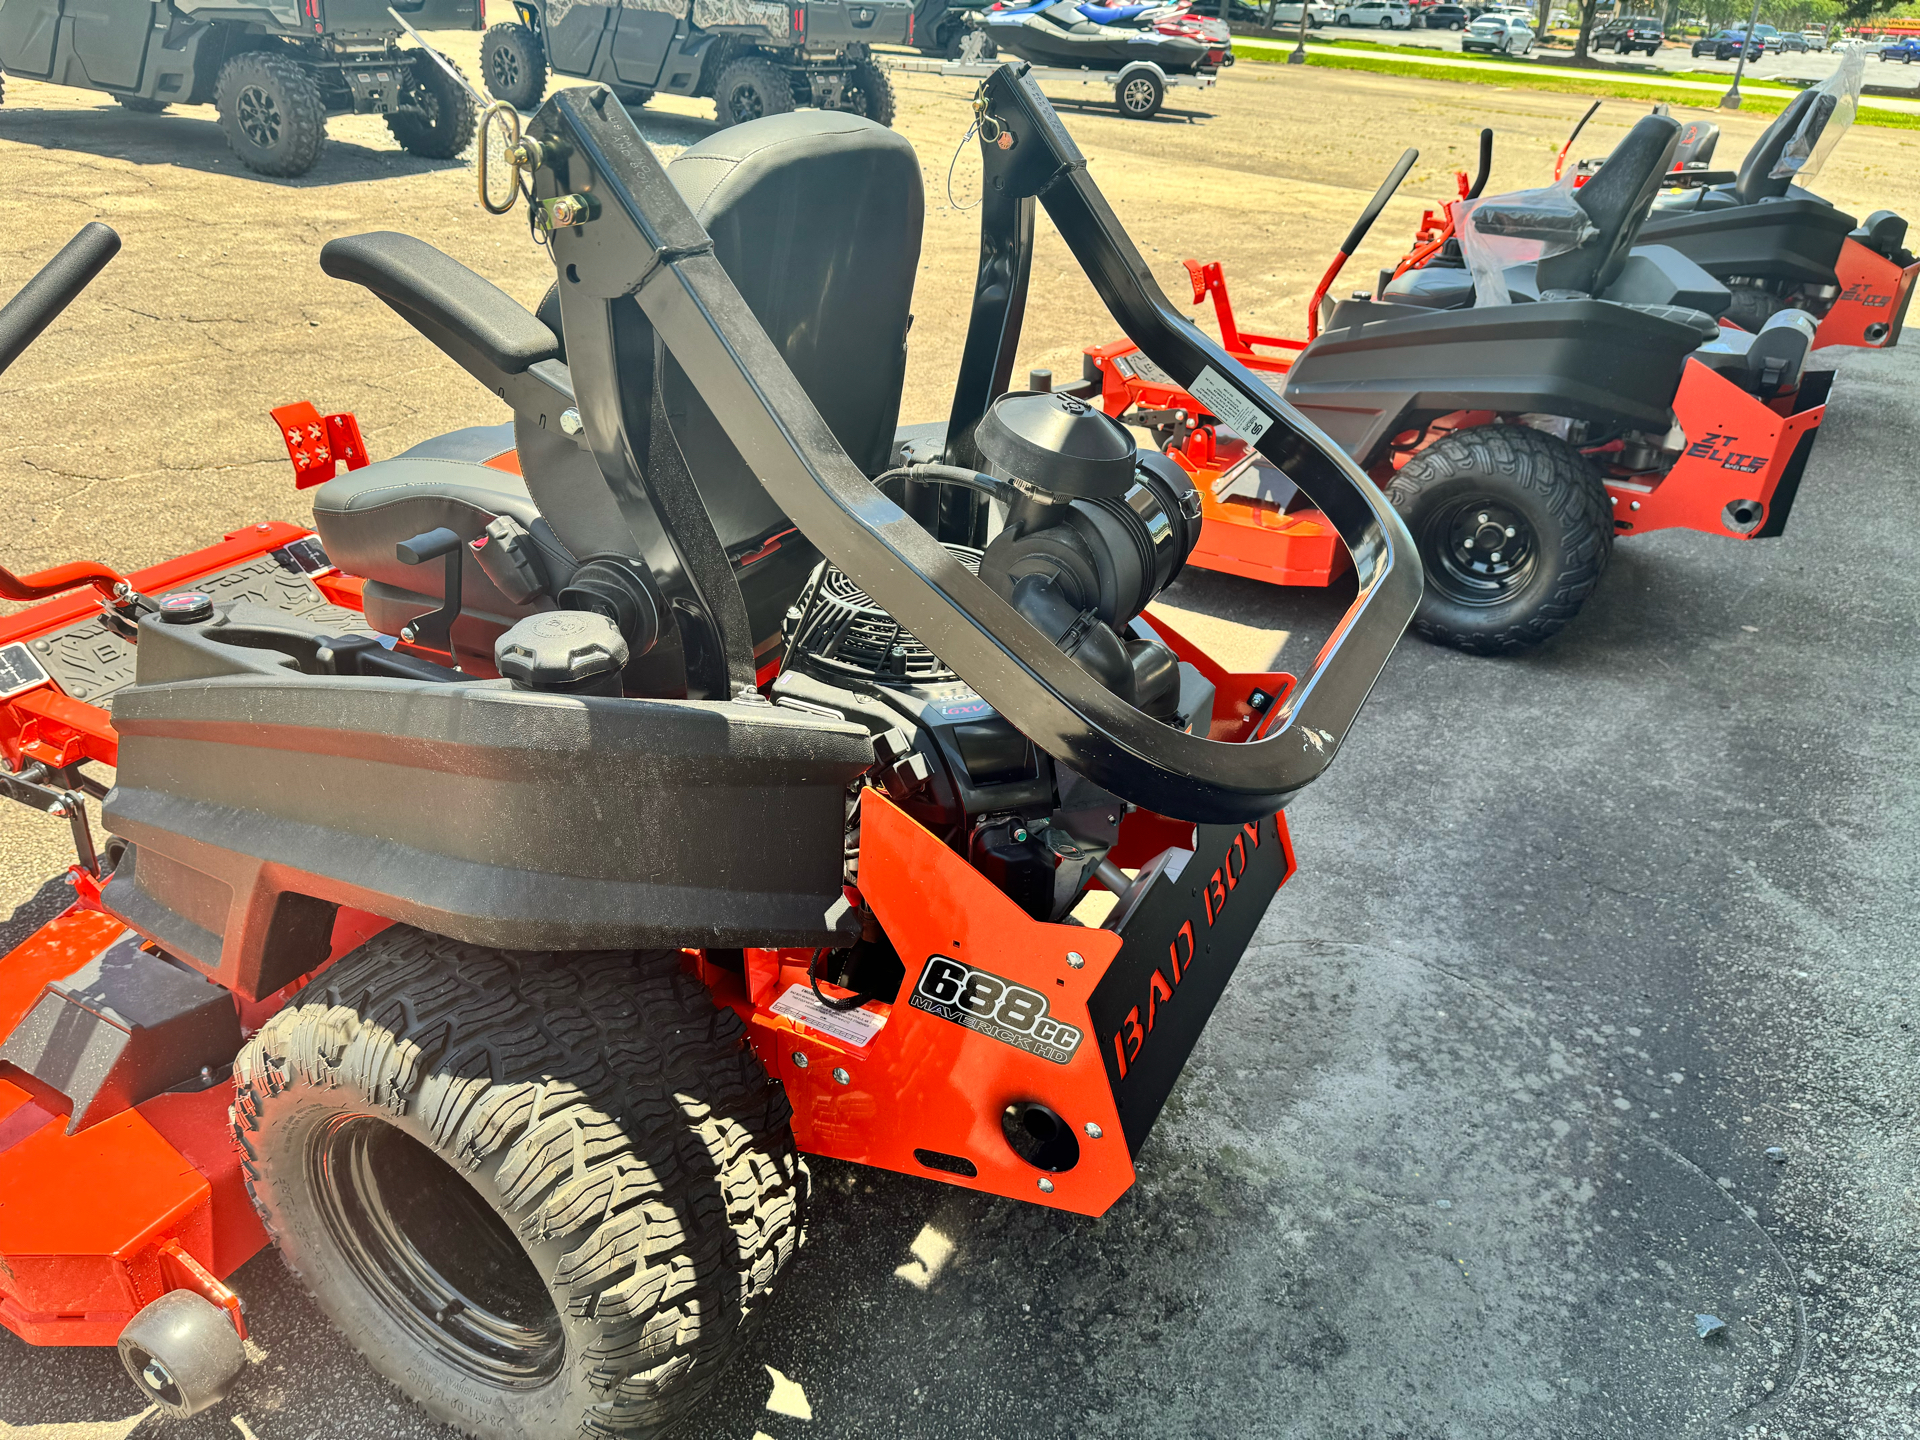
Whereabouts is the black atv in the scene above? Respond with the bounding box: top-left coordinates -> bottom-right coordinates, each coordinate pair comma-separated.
479,0 -> 904,127
1283,112 -> 1831,652
0,0 -> 478,176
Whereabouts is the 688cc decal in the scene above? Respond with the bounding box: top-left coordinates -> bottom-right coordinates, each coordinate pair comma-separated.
910,957 -> 1084,1064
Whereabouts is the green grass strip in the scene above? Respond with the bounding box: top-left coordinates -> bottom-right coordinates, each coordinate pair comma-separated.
1230,41 -> 1919,127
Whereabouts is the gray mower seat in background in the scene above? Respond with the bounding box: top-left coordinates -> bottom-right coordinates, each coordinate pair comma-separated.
310,458 -> 575,661
1381,264 -> 1476,310
1536,113 -> 1683,297
393,423 -> 518,465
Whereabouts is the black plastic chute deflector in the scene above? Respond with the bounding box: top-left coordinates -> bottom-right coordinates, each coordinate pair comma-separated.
523,73 -> 1420,825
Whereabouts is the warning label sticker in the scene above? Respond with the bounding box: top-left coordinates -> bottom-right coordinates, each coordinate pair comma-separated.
769,983 -> 889,1048
1189,366 -> 1274,443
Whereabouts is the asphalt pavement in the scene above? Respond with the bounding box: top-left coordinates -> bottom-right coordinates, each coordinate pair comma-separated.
0,324 -> 1911,1437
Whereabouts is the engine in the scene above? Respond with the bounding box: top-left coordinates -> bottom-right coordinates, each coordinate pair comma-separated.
770,391 -> 1212,948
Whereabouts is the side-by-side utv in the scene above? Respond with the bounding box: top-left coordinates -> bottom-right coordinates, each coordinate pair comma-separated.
1084,113 -> 1832,653
0,0 -> 478,175
479,0 -> 904,127
0,67 -> 1417,1435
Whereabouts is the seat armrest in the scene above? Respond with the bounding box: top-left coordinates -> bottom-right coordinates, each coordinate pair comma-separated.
321,232 -> 560,378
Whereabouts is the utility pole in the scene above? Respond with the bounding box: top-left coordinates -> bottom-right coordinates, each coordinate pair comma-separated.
1290,0 -> 1310,62
1719,0 -> 1763,107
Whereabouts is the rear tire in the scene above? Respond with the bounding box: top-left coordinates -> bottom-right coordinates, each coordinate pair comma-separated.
387,53 -> 477,159
215,49 -> 326,177
1386,424 -> 1612,653
842,55 -> 896,125
233,930 -> 806,1438
115,93 -> 169,112
714,55 -> 796,127
481,22 -> 547,110
1116,68 -> 1164,118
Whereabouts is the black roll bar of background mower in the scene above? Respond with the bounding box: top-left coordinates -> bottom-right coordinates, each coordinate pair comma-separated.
525,71 -> 1420,825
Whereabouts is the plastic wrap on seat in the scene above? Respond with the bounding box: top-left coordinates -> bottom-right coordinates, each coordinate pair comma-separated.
1456,181 -> 1597,305
1769,44 -> 1865,184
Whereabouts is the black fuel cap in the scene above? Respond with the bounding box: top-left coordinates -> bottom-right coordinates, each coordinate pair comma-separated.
156,591 -> 214,625
975,391 -> 1137,499
495,611 -> 629,694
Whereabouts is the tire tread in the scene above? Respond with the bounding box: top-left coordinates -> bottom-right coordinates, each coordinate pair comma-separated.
232,930 -> 804,1436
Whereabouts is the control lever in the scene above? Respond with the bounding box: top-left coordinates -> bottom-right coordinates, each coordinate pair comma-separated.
395,526 -> 464,655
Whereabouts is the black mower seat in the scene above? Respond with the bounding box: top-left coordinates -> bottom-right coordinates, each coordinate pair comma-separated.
1381,264 -> 1476,309
312,111 -> 924,669
310,454 -> 579,652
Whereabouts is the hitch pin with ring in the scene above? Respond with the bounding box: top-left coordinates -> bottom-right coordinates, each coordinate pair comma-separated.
477,101 -> 544,216
971,94 -> 1015,150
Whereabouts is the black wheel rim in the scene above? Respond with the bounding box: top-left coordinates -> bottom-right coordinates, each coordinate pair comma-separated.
729,84 -> 764,123
309,1116 -> 564,1390
236,84 -> 282,149
1420,496 -> 1538,607
491,48 -> 520,91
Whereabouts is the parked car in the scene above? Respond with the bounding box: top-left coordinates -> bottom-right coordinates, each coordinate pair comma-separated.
1419,3 -> 1472,28
1746,22 -> 1780,46
1462,12 -> 1532,51
1773,30 -> 1808,51
1879,37 -> 1918,61
1265,0 -> 1338,26
1799,29 -> 1827,50
1595,14 -> 1663,53
1691,28 -> 1764,59
1335,0 -> 1413,25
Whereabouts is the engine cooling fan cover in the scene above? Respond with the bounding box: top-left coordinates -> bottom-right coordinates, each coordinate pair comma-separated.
785,546 -> 983,685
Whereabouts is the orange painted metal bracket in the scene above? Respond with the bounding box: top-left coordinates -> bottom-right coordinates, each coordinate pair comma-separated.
759,703 -> 1299,1216
1812,237 -> 1919,351
756,790 -> 1135,1217
157,1239 -> 247,1340
269,402 -> 369,489
1608,359 -> 1827,540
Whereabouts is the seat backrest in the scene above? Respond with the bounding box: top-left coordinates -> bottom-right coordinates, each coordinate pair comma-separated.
1536,112 -> 1681,296
655,112 -> 925,554
1732,87 -> 1824,205
1673,118 -> 1720,166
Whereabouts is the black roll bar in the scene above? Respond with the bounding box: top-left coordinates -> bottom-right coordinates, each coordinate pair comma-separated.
523,73 -> 1419,824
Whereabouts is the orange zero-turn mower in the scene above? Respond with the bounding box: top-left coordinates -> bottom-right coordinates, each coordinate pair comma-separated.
0,71 -> 1418,1436
1083,112 -> 1833,654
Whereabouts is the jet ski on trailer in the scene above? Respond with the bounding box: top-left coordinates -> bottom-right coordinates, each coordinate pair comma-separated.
980,0 -> 1217,73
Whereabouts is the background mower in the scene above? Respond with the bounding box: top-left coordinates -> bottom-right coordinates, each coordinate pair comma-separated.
0,69 -> 1416,1435
1630,56 -> 1919,350
1084,112 -> 1832,653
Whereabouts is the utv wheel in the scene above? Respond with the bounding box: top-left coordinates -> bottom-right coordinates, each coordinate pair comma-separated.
1385,424 -> 1612,654
1116,69 -> 1164,118
715,55 -> 796,127
232,930 -> 806,1438
842,55 -> 896,125
387,52 -> 477,160
482,22 -> 547,110
215,50 -> 326,177
115,93 -> 169,113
